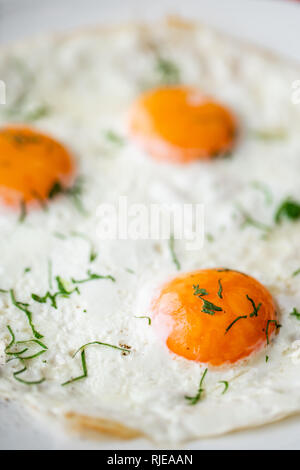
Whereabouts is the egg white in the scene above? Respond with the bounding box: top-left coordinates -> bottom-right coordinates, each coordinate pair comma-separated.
0,21 -> 300,444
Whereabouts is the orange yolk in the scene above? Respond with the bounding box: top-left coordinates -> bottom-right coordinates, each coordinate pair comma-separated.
152,269 -> 279,366
0,126 -> 75,208
128,86 -> 237,164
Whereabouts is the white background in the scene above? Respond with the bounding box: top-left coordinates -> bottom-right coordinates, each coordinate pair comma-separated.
0,0 -> 300,450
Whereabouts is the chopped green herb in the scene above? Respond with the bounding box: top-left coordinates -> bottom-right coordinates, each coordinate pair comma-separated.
265,355 -> 269,363
25,104 -> 50,122
156,57 -> 180,85
246,294 -> 261,318
169,234 -> 181,271
32,276 -> 80,309
225,315 -> 248,334
134,316 -> 151,325
193,285 -> 208,297
13,366 -> 45,386
10,289 -> 43,339
104,130 -> 125,146
6,325 -> 16,350
202,299 -> 222,316
126,268 -> 135,274
24,267 -> 31,274
218,381 -> 229,394
275,198 -> 300,224
62,341 -> 130,386
53,232 -> 67,240
18,200 -> 27,223
290,307 -> 300,320
192,285 -> 222,315
292,268 -> 300,277
71,270 -> 115,284
251,128 -> 287,141
266,319 -> 281,345
251,181 -> 273,205
218,279 -> 223,299
62,350 -> 87,386
237,205 -> 271,233
206,233 -> 214,242
185,368 -> 208,405
48,178 -> 87,215
72,341 -> 131,358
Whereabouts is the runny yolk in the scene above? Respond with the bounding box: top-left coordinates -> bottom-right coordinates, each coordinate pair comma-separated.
0,126 -> 75,208
128,86 -> 237,164
151,269 -> 279,366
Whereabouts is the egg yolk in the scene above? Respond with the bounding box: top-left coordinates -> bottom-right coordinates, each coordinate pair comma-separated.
0,126 -> 75,208
128,86 -> 237,163
152,269 -> 279,366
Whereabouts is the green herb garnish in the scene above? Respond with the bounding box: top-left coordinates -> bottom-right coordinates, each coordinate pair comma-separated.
13,366 -> 45,386
32,276 -> 80,309
156,57 -> 180,85
266,319 -> 281,345
225,315 -> 248,334
71,270 -> 115,284
218,279 -> 223,299
193,285 -> 222,315
252,128 -> 287,141
219,381 -> 229,394
61,350 -> 87,386
193,285 -> 208,297
185,368 -> 208,405
104,130 -> 125,146
292,268 -> 300,277
134,316 -> 151,325
290,308 -> 300,320
6,325 -> 16,350
237,204 -> 271,233
62,341 -> 130,386
251,181 -> 273,205
18,200 -> 27,223
72,341 -> 130,358
201,299 -> 223,315
246,294 -> 261,318
275,198 -> 300,224
48,178 -> 87,215
10,289 -> 43,339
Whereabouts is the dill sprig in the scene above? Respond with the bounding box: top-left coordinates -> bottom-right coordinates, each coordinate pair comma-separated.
62,341 -> 130,386
218,381 -> 229,394
290,308 -> 300,320
71,270 -> 115,284
10,289 -> 43,339
246,294 -> 261,318
225,315 -> 248,334
185,368 -> 208,405
266,319 -> 281,345
32,276 -> 80,309
134,316 -> 152,325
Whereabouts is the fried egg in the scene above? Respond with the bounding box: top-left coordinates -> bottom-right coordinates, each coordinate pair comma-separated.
1,19 -> 300,444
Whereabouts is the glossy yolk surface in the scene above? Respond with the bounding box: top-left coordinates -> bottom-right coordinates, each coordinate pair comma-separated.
152,269 -> 279,366
129,86 -> 237,163
0,126 -> 75,208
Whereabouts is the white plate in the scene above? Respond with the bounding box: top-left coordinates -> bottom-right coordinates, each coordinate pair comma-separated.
1,0 -> 300,450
